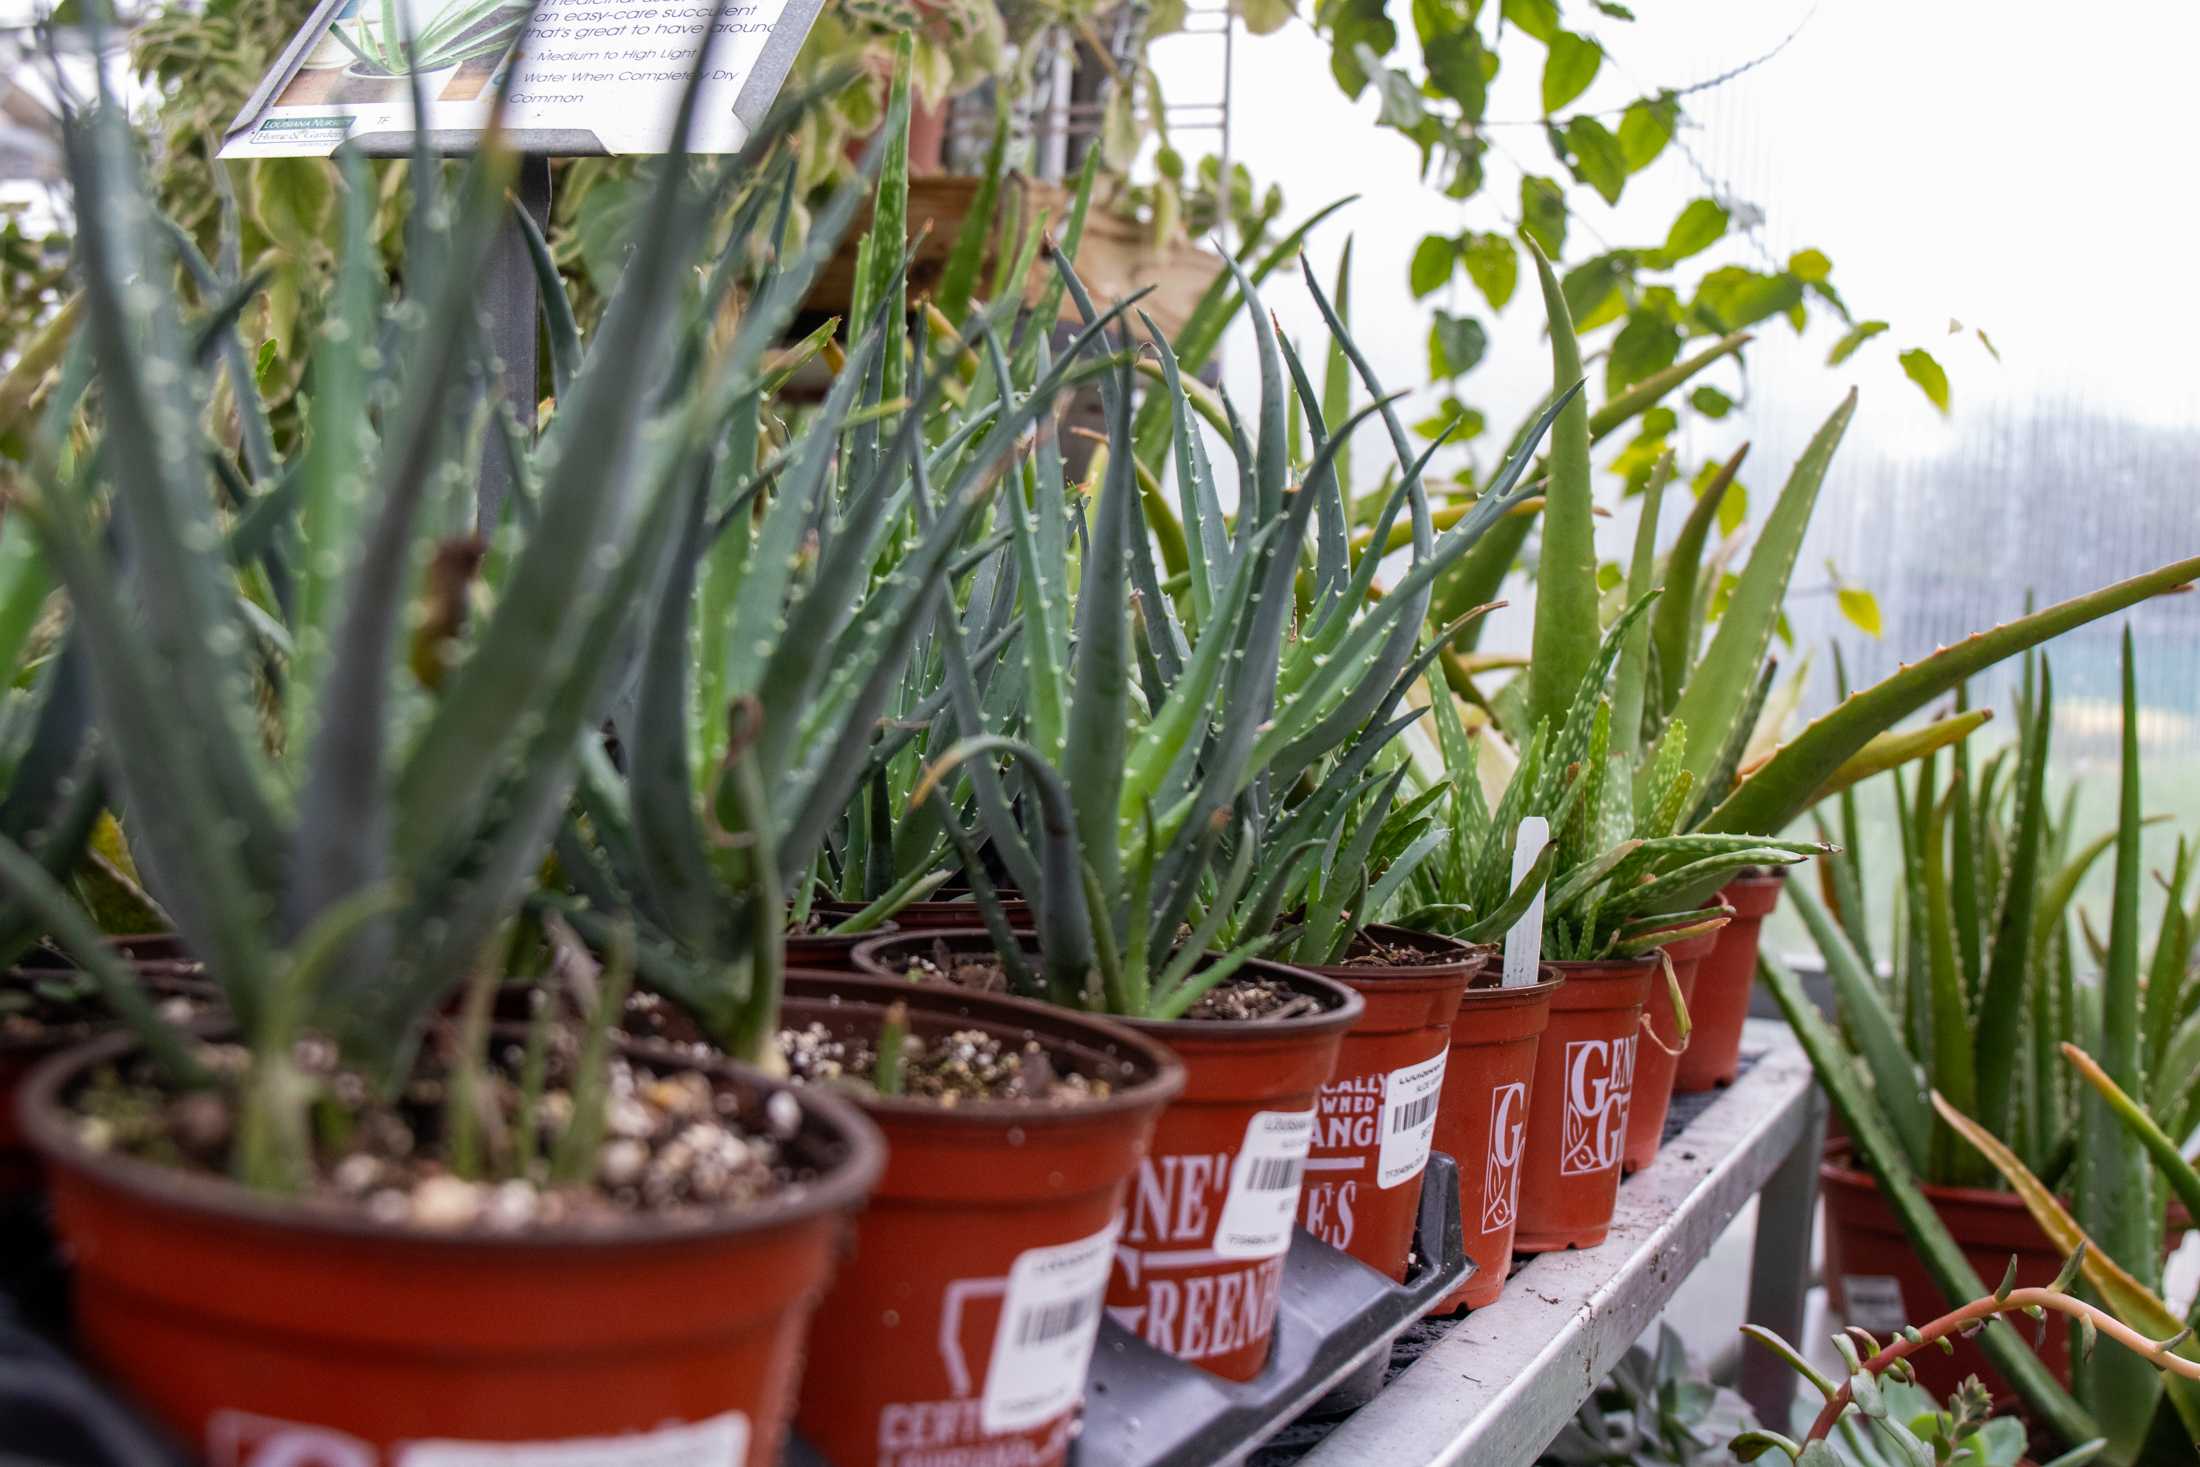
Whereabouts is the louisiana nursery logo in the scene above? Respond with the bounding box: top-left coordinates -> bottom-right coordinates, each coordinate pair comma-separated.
1558,1036 -> 1637,1177
1479,1080 -> 1527,1232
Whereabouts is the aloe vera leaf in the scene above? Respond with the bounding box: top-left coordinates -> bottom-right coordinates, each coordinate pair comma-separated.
1613,456 -> 1670,760
2143,837 -> 2193,1086
1062,340 -> 1136,898
1706,556 -> 2200,836
1010,146 -> 1100,386
1949,685 -> 1985,1000
1758,951 -> 2098,1446
0,291 -> 78,443
1587,330 -> 1750,440
1430,506 -> 1536,654
1304,764 -> 1410,950
1662,391 -> 1856,801
1935,1092 -> 2200,1444
1455,839 -> 1558,945
1008,448 -> 1070,769
1976,664 -> 2049,1146
1146,317 -> 1229,626
1792,880 -> 1933,1172
934,580 -> 1043,902
935,102 -> 1006,323
63,77 -> 286,875
513,199 -> 579,401
2063,1043 -> 2200,1260
624,461 -> 720,953
1523,239 -> 1597,738
161,220 -> 276,489
1809,709 -> 1995,808
863,37 -> 911,404
1322,238 -> 1356,516
1646,441 -> 1746,720
2076,630 -> 2164,1450
1919,773 -> 1983,1187
1278,331 -> 1350,604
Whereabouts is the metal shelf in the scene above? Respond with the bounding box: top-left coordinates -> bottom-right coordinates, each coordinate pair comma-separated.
1284,1017 -> 1825,1467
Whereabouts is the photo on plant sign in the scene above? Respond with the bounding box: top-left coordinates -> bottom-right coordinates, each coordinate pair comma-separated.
219,0 -> 821,156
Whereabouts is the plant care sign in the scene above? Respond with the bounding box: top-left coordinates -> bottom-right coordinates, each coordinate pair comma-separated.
220,0 -> 825,157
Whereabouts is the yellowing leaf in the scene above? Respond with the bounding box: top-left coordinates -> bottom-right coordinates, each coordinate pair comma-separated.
1837,585 -> 1883,638
1899,347 -> 1951,415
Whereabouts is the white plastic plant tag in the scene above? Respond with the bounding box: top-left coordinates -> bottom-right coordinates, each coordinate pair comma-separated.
979,1221 -> 1119,1433
1213,1108 -> 1316,1259
1375,1051 -> 1447,1189
397,1412 -> 748,1467
1502,815 -> 1550,987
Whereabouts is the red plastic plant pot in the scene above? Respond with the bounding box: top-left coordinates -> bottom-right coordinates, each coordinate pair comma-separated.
4,938 -> 210,1196
1293,928 -> 1483,1281
1109,962 -> 1361,1382
1820,1147 -> 2072,1398
1513,956 -> 1656,1254
851,934 -> 1362,1383
1620,930 -> 1718,1175
782,916 -> 901,974
1427,967 -> 1561,1312
782,974 -> 1182,1467
21,1031 -> 884,1467
1673,871 -> 1786,1093
813,898 -> 1036,933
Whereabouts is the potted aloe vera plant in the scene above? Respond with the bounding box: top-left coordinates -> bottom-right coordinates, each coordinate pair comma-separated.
0,47 -> 889,1464
330,0 -> 526,84
1783,637 -> 2199,1427
850,244 -> 1573,1379
550,67 -> 1185,1467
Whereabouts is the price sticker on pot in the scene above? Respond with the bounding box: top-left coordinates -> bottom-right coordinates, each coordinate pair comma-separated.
1376,1051 -> 1448,1189
1214,1108 -> 1315,1259
1502,816 -> 1550,988
979,1221 -> 1118,1434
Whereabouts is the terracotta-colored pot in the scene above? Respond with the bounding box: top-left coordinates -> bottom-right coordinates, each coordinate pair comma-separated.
851,931 -> 1362,1383
1674,871 -> 1786,1092
1428,966 -> 1562,1313
1513,956 -> 1655,1254
784,973 -> 1181,1467
1821,1147 -> 2070,1397
784,917 -> 901,974
1293,928 -> 1482,1281
1621,930 -> 1717,1174
22,1031 -> 884,1466
1112,963 -> 1361,1381
816,897 -> 1037,933
4,936 -> 209,1196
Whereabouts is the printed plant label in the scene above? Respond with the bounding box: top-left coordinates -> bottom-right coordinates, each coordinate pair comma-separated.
1376,1052 -> 1448,1189
399,1414 -> 747,1467
1843,1274 -> 1910,1334
209,1411 -> 749,1467
1480,1080 -> 1528,1233
1558,1035 -> 1637,1177
979,1221 -> 1119,1434
1213,1109 -> 1315,1259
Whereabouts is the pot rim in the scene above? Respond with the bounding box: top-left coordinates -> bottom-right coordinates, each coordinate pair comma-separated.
1300,924 -> 1490,990
20,1027 -> 886,1252
780,971 -> 1186,1126
1457,967 -> 1568,1004
1819,1142 -> 2035,1210
851,930 -> 1366,1038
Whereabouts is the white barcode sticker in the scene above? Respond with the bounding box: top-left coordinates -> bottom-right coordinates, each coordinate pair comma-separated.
1376,1051 -> 1447,1189
1842,1274 -> 1909,1334
1214,1109 -> 1316,1260
1502,816 -> 1550,987
397,1412 -> 748,1467
979,1221 -> 1118,1434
